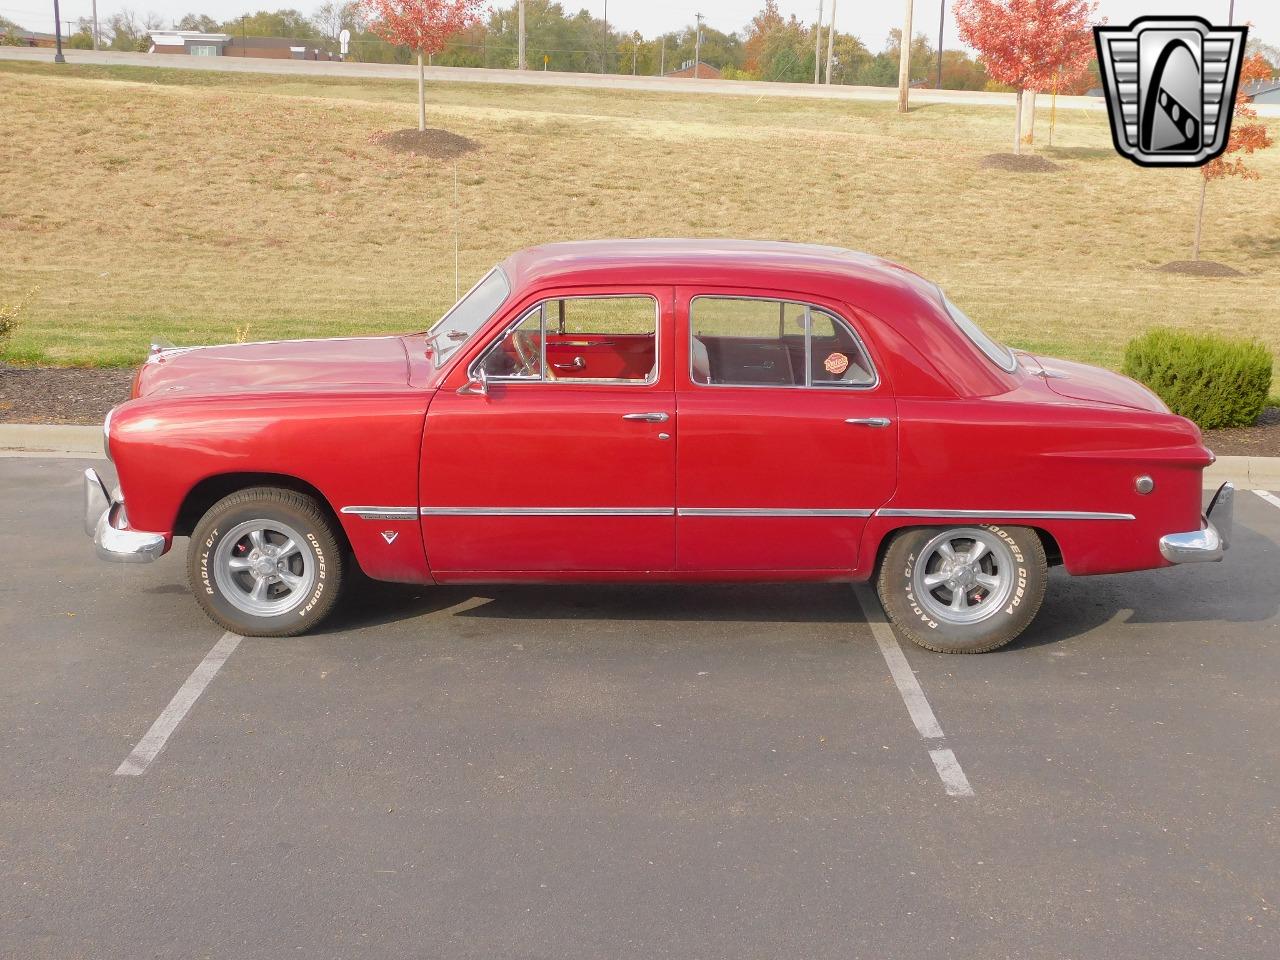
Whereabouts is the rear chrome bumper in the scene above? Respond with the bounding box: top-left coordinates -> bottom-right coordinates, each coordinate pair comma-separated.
1159,482 -> 1233,564
83,468 -> 168,563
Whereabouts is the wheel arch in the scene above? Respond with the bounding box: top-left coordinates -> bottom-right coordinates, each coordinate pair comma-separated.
867,521 -> 1063,576
174,472 -> 349,552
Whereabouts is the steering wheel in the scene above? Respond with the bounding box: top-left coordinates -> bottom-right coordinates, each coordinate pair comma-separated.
511,328 -> 540,377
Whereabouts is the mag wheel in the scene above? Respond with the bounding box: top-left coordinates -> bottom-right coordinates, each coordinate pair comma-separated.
876,525 -> 1047,654
188,487 -> 344,637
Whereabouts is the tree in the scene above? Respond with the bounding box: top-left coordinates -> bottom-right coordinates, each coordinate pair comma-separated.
361,0 -> 484,131
953,0 -> 1098,154
1192,54 -> 1275,261
108,10 -> 167,51
176,13 -> 220,32
312,1 -> 364,48
219,9 -> 321,39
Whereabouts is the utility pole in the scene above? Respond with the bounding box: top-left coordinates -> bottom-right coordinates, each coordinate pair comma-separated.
694,13 -> 702,79
52,0 -> 65,62
897,0 -> 913,112
824,0 -> 836,84
660,36 -> 665,76
517,0 -> 526,70
813,0 -> 823,84
1228,1 -> 1235,24
91,0 -> 99,50
936,0 -> 944,88
601,0 -> 607,74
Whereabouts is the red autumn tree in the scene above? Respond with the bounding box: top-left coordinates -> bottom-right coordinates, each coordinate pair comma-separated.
361,0 -> 483,131
953,0 -> 1099,154
1193,53 -> 1276,260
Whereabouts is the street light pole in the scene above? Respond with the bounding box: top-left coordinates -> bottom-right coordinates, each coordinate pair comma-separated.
813,0 -> 823,84
897,0 -> 913,112
601,0 -> 607,74
91,0 -> 99,50
824,0 -> 836,84
936,0 -> 944,88
52,0 -> 65,62
517,0 -> 526,70
694,13 -> 702,79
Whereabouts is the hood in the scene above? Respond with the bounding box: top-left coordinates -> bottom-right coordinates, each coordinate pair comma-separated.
1019,353 -> 1169,414
134,336 -> 411,398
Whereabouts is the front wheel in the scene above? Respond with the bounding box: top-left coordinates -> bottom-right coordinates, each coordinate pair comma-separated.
876,524 -> 1047,654
187,487 -> 345,637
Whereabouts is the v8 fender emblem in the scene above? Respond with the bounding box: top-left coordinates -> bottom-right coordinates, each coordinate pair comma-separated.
380,530 -> 399,545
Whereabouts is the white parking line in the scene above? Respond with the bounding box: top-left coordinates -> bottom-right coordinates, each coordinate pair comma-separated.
115,631 -> 242,777
1253,490 -> 1280,511
852,585 -> 976,798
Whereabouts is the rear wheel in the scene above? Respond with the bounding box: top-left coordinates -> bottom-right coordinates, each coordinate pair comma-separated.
876,525 -> 1047,654
187,487 -> 344,637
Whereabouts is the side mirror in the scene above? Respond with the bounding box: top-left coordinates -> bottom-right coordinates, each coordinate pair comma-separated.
457,366 -> 489,397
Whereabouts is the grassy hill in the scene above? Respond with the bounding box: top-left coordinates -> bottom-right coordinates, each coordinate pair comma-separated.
1,59 -> 1277,369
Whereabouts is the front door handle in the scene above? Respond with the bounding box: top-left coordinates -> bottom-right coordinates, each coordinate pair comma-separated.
623,412 -> 669,423
845,417 -> 891,428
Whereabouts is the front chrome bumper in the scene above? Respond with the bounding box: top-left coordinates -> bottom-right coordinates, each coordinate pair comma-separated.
1159,482 -> 1233,564
83,468 -> 167,563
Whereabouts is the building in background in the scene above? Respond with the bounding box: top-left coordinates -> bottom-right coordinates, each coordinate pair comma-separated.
663,60 -> 722,80
148,31 -> 339,61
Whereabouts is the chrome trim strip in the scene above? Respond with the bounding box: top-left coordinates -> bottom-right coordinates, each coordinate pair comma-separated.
340,506 -> 419,521
678,507 -> 874,518
875,508 -> 1136,521
420,506 -> 675,517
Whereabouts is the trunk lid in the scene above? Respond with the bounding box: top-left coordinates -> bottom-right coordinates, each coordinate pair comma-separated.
1020,353 -> 1169,414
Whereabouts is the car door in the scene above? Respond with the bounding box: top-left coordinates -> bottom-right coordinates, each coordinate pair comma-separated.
675,287 -> 897,572
420,286 -> 676,575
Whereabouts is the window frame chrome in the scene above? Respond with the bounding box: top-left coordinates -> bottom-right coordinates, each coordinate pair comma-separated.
426,267 -> 512,365
939,288 -> 1018,374
469,293 -> 662,388
687,294 -> 880,392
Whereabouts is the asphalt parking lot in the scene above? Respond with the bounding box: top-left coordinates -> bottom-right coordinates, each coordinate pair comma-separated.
2,456 -> 1278,960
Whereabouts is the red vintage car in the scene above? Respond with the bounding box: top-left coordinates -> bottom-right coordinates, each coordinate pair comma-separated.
83,240 -> 1232,653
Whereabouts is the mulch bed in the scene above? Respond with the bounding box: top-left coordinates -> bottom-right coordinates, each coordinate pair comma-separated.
1157,260 -> 1244,278
1202,407 -> 1280,458
979,153 -> 1060,173
370,128 -> 479,160
0,364 -> 134,424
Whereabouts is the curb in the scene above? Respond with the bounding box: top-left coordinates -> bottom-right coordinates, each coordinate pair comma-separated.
0,424 -> 1276,490
0,424 -> 102,459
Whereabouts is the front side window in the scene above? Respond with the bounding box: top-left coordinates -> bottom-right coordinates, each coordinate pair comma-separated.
689,296 -> 875,388
427,269 -> 511,365
476,295 -> 658,384
942,294 -> 1017,373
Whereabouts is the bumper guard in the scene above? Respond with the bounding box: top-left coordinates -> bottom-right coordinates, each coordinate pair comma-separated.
1158,482 -> 1233,564
83,468 -> 168,563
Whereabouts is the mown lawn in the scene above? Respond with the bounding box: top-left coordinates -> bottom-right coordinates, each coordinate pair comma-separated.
1,59 -> 1277,370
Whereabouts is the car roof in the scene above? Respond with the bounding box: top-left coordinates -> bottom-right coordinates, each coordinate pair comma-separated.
500,239 -> 928,297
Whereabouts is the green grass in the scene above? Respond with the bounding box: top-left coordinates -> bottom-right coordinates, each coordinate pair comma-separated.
1,59 -> 1277,372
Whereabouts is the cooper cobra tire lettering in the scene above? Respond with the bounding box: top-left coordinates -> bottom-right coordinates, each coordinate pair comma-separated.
187,487 -> 345,638
875,524 -> 1049,654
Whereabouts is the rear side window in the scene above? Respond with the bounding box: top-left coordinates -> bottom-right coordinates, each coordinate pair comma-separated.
943,295 -> 1017,373
689,296 -> 875,388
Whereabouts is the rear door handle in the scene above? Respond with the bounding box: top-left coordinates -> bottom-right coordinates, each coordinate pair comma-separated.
845,417 -> 891,428
623,412 -> 669,423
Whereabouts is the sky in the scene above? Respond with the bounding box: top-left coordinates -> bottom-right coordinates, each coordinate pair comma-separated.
5,0 -> 1276,52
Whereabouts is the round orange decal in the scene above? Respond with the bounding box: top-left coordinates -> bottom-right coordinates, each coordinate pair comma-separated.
824,352 -> 850,375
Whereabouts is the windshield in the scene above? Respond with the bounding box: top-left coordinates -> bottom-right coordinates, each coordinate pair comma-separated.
427,268 -> 511,364
942,294 -> 1017,373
